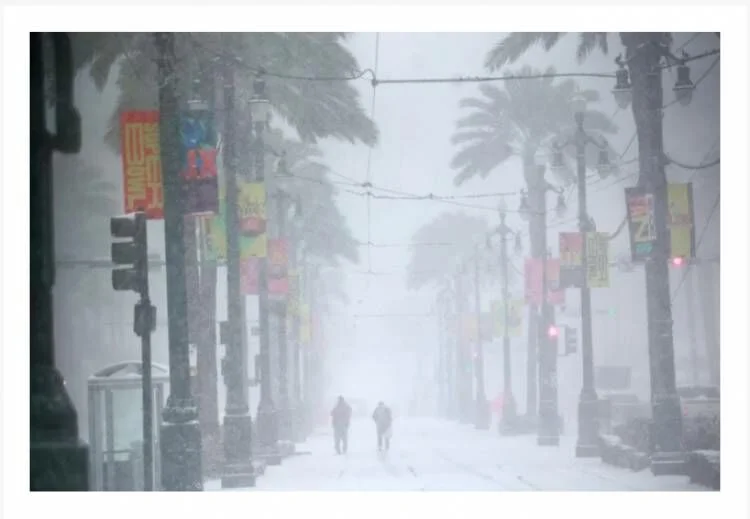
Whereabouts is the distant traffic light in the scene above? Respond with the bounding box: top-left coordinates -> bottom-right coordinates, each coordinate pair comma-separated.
564,326 -> 578,355
670,256 -> 685,267
547,325 -> 560,339
110,211 -> 148,293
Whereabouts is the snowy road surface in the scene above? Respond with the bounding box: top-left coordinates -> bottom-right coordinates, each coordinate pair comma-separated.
205,418 -> 706,491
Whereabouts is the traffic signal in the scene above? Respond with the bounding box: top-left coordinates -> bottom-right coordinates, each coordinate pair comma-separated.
565,326 -> 578,355
670,256 -> 685,267
110,211 -> 148,293
547,324 -> 560,339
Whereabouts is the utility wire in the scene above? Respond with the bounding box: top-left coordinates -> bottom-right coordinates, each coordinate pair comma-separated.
365,33 -> 380,272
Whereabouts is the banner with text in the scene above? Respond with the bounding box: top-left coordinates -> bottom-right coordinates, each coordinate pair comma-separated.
559,232 -> 584,288
120,111 -> 163,219
180,106 -> 219,215
490,299 -> 523,338
524,257 -> 565,306
667,183 -> 696,259
268,239 -> 289,295
625,186 -> 657,262
586,232 -> 610,288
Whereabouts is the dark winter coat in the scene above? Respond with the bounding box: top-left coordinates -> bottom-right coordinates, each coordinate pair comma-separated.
372,405 -> 392,432
331,401 -> 352,431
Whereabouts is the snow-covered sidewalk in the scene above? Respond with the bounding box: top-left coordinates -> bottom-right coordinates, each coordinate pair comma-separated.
205,417 -> 708,491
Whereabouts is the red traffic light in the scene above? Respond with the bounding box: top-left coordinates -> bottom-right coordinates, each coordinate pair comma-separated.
547,325 -> 560,338
671,257 -> 685,267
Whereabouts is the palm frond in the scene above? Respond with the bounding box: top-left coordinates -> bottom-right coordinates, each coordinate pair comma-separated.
576,32 -> 610,63
484,32 -> 565,71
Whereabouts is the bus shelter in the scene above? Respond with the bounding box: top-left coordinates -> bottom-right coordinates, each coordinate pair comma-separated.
87,361 -> 169,491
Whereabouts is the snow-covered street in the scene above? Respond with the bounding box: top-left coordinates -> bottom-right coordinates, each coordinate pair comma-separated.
205,418 -> 707,491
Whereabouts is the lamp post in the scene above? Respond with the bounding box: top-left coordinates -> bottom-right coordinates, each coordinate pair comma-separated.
550,93 -> 612,457
472,245 -> 491,430
518,170 -> 566,442
154,32 -> 203,491
219,33 -> 255,488
612,47 -> 694,474
488,202 -> 520,434
250,70 -> 281,465
30,32 -> 90,491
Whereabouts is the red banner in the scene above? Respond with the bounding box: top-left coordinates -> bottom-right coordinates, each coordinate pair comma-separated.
268,239 -> 289,295
120,110 -> 163,219
240,257 -> 260,295
524,257 -> 565,306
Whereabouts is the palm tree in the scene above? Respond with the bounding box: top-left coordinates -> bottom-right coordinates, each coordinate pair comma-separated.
68,32 -> 376,448
484,33 -> 701,460
450,67 -> 616,417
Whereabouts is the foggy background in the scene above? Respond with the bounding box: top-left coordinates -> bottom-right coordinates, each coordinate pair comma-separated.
52,32 -> 719,439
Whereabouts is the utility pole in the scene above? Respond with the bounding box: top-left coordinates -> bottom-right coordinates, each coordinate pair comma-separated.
30,32 -> 89,491
573,107 -> 599,458
289,232 -> 304,441
219,33 -> 255,489
455,271 -> 471,424
274,189 -> 292,446
640,43 -> 684,475
685,262 -> 700,385
537,167 -> 560,446
154,32 -> 203,491
251,71 -> 281,464
497,211 -> 518,434
473,247 -> 490,430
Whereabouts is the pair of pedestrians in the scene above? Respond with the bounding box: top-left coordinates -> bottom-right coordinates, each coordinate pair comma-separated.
331,397 -> 393,454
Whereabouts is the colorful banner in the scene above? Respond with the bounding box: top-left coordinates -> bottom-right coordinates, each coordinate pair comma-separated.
586,232 -> 610,288
625,186 -> 657,262
559,232 -> 584,289
667,183 -> 695,259
490,299 -> 523,338
180,106 -> 219,215
240,257 -> 260,295
120,111 -> 163,219
238,181 -> 267,235
524,258 -> 565,306
268,240 -> 289,295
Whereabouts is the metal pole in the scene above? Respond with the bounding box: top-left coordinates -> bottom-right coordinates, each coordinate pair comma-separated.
254,91 -> 281,464
537,175 -> 560,446
499,214 -> 518,434
575,112 -> 599,457
219,33 -> 255,488
30,32 -> 89,491
641,52 -> 684,475
154,31 -> 203,491
275,192 -> 291,444
473,248 -> 490,429
685,263 -> 700,385
140,218 -> 154,491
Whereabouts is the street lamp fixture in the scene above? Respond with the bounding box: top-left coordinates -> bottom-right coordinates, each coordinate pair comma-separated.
612,56 -> 632,110
571,93 -> 588,117
597,148 -> 613,178
673,58 -> 695,107
249,71 -> 271,122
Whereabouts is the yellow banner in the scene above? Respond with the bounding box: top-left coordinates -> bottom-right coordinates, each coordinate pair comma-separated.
586,232 -> 610,288
490,299 -> 523,338
238,182 -> 266,221
668,183 -> 694,258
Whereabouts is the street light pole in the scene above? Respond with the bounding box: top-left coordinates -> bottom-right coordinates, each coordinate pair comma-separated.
498,212 -> 518,434
154,32 -> 203,491
573,108 -> 600,458
274,190 -> 292,446
473,247 -> 490,430
251,72 -> 281,465
30,32 -> 89,491
219,33 -> 255,488
455,271 -> 471,424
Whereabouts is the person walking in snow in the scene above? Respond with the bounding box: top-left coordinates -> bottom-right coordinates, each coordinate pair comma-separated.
331,396 -> 352,455
372,401 -> 393,452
